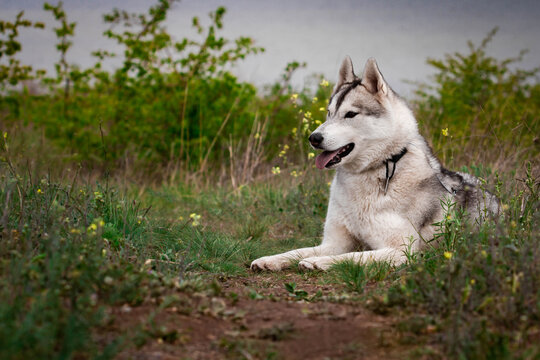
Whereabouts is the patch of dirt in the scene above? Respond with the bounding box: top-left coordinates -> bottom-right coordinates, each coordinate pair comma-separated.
103,273 -> 409,359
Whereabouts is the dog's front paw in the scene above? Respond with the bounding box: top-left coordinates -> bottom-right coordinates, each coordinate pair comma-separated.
298,256 -> 334,271
250,255 -> 290,272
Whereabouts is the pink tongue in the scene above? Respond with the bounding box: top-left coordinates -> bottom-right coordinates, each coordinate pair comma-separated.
315,150 -> 340,169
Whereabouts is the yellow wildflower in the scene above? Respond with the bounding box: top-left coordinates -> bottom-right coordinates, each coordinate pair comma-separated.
290,170 -> 298,178
308,152 -> 315,159
312,97 -> 318,103
88,223 -> 97,231
291,127 -> 297,135
443,251 -> 453,259
290,93 -> 298,101
441,128 -> 449,137
319,107 -> 326,112
254,133 -> 260,139
190,213 -> 201,227
271,166 -> 281,175
37,188 -> 43,194
320,79 -> 329,87
94,191 -> 103,201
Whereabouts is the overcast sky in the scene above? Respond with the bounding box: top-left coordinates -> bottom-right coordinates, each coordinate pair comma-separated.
2,0 -> 539,97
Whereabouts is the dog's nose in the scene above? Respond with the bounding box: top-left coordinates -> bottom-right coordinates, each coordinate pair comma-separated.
309,133 -> 324,148
309,133 -> 324,147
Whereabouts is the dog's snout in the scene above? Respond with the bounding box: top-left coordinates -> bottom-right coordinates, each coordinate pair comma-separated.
309,133 -> 324,148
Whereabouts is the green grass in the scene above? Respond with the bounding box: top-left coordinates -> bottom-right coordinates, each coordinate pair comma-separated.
134,174 -> 330,274
329,260 -> 393,294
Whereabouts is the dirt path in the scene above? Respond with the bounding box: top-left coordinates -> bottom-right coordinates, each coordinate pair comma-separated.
105,273 -> 407,359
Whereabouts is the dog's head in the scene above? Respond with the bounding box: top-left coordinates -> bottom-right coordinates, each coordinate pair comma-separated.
309,57 -> 417,171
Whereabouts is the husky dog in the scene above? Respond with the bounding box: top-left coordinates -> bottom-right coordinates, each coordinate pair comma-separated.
251,57 -> 499,271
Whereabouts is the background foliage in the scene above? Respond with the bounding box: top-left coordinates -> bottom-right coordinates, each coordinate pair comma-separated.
2,3 -> 537,180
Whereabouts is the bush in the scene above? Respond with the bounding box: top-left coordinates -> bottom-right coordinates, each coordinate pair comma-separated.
1,1 -> 268,172
414,28 -> 539,169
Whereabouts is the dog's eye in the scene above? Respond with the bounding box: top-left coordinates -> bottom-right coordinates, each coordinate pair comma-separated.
344,111 -> 359,119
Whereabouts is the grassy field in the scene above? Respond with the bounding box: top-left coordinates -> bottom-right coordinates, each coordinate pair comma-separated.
1,2 -> 539,359
1,154 -> 538,359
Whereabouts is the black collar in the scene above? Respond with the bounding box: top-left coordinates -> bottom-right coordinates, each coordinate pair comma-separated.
383,147 -> 408,195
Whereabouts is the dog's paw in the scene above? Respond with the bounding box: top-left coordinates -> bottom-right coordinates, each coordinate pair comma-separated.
250,256 -> 289,272
298,259 -> 316,271
298,256 -> 334,271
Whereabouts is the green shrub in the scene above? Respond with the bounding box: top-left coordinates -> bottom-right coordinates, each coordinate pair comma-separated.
414,28 -> 539,168
0,1 -> 270,172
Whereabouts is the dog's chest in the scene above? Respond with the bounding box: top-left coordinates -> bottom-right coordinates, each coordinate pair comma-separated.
330,174 -> 394,240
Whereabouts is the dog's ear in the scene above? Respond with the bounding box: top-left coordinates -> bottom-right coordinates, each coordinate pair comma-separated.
335,56 -> 356,91
361,58 -> 390,96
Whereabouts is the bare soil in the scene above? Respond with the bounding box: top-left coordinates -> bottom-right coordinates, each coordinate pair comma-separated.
103,273 -> 411,359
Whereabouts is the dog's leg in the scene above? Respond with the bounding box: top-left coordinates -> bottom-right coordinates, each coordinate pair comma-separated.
298,247 -> 407,271
250,221 -> 354,271
250,245 -> 340,271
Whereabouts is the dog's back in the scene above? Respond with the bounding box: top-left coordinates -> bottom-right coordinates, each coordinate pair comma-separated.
439,167 -> 500,221
416,136 -> 500,222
